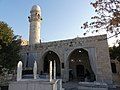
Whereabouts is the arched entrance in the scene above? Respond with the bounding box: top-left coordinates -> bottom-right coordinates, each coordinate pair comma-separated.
43,51 -> 61,78
68,48 -> 95,82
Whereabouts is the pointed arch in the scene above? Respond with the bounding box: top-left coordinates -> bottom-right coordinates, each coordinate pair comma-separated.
42,50 -> 61,77
67,48 -> 96,81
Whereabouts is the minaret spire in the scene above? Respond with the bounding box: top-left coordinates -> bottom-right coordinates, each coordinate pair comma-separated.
28,5 -> 42,45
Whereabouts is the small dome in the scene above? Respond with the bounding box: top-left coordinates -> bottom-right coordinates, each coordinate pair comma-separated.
31,5 -> 41,11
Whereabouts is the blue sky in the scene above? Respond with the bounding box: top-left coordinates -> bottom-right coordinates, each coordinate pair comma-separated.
1,0 -> 116,45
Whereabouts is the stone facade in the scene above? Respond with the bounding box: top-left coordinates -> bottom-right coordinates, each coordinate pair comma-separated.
20,34 -> 113,84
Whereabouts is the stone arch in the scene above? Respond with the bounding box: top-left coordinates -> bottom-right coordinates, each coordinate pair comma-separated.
67,48 -> 96,82
67,47 -> 88,56
41,49 -> 62,62
42,50 -> 61,78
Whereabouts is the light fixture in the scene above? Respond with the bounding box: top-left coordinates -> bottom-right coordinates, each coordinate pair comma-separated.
49,51 -> 51,54
79,50 -> 81,53
71,59 -> 74,62
78,60 -> 81,62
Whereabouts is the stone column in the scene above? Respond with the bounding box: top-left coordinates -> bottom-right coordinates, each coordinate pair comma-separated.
50,61 -> 52,82
17,61 -> 23,81
54,60 -> 56,79
66,59 -> 69,81
33,61 -> 37,79
64,52 -> 69,82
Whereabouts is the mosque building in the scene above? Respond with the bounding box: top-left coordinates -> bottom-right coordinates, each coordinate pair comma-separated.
20,5 -> 120,84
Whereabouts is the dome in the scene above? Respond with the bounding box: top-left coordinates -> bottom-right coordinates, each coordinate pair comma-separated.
31,5 -> 41,11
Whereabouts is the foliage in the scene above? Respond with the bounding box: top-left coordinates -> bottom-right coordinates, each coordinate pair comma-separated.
0,21 -> 21,74
81,0 -> 120,42
0,68 -> 11,85
0,22 -> 13,44
109,43 -> 120,62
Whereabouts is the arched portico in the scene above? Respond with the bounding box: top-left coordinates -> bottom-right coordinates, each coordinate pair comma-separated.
67,48 -> 96,82
42,51 -> 61,78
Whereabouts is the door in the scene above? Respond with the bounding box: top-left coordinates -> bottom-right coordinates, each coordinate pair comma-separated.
76,65 -> 84,81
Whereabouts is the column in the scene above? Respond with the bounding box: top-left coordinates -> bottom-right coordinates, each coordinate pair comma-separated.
50,61 -> 52,82
54,60 -> 56,79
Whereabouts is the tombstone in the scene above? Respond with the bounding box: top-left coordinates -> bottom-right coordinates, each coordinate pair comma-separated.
54,60 -> 56,79
17,61 -> 23,81
49,61 -> 52,82
9,59 -> 64,90
33,61 -> 37,79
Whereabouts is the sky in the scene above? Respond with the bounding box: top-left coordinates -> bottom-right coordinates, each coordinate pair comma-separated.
0,0 -> 117,46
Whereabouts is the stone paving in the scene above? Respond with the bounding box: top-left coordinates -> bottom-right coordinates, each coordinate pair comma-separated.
62,81 -> 120,90
62,81 -> 79,90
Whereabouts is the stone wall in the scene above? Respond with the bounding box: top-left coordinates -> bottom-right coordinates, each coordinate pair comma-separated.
20,34 -> 113,84
9,79 -> 63,90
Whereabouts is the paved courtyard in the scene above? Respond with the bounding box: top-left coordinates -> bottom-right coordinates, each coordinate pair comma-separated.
62,81 -> 120,90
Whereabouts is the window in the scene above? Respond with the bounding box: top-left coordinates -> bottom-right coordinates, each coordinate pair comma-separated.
111,63 -> 117,73
62,63 -> 64,69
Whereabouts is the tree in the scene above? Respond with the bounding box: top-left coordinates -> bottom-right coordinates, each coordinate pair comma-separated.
109,43 -> 120,62
81,0 -> 120,42
0,21 -> 21,74
0,21 -> 13,44
109,44 -> 120,62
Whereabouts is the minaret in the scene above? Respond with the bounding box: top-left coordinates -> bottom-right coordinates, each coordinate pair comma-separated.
28,5 -> 42,45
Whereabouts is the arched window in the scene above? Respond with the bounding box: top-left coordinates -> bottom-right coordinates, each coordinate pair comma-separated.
111,63 -> 117,73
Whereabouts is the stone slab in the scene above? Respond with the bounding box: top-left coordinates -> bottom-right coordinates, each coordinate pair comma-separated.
9,79 -> 61,90
78,82 -> 108,90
